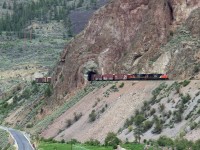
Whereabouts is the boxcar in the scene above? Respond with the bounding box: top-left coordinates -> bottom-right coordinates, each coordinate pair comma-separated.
93,74 -> 103,81
114,74 -> 128,80
102,74 -> 114,80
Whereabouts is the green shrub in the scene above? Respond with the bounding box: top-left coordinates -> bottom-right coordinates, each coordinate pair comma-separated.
45,85 -> 52,97
181,80 -> 190,87
31,80 -> 36,86
174,111 -> 182,123
26,123 -> 33,128
61,139 -> 65,143
135,109 -> 140,115
105,132 -> 121,146
197,109 -> 200,114
89,110 -> 97,122
143,139 -> 147,143
178,103 -> 184,113
190,122 -> 197,130
181,93 -> 191,104
152,83 -> 167,97
142,120 -> 153,132
13,95 -> 19,103
73,112 -> 82,122
134,114 -> 145,126
32,85 -> 39,93
66,119 -> 72,128
85,139 -> 100,146
93,101 -> 98,108
70,139 -> 80,144
152,119 -> 163,134
193,139 -> 200,150
113,144 -> 117,149
21,88 -> 31,99
157,136 -> 174,147
128,126 -> 133,132
124,118 -> 133,128
149,95 -> 157,105
142,101 -> 149,111
194,65 -> 199,73
195,91 -> 200,97
119,82 -> 124,88
3,102 -> 8,108
150,108 -> 156,116
159,104 -> 165,112
101,107 -> 105,113
133,126 -> 143,143
175,139 -> 193,150
167,110 -> 172,118
110,84 -> 118,92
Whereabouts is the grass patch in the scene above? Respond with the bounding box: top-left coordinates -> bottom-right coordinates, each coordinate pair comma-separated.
38,142 -> 113,150
0,129 -> 12,150
122,143 -> 153,150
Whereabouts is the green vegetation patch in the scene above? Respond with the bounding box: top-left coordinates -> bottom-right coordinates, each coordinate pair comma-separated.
180,80 -> 190,87
0,129 -> 11,150
152,82 -> 167,98
121,143 -> 147,150
38,142 -> 112,150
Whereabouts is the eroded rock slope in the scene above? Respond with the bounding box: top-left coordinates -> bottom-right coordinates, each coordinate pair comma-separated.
52,0 -> 200,100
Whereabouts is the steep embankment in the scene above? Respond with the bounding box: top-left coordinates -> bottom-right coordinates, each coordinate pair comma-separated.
41,80 -> 200,143
41,81 -> 163,142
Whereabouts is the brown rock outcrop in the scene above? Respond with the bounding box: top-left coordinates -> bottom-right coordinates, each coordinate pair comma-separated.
52,0 -> 200,100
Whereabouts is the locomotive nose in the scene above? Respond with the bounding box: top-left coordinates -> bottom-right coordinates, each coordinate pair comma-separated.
160,74 -> 169,79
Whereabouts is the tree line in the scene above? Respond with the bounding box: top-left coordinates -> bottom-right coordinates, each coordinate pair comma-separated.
0,0 -> 96,37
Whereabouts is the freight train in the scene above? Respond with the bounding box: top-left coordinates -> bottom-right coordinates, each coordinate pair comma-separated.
88,73 -> 169,81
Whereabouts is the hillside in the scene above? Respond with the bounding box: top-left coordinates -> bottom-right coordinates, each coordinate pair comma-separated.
38,0 -> 200,144
37,80 -> 200,143
0,0 -> 200,148
0,0 -> 108,95
51,0 -> 200,102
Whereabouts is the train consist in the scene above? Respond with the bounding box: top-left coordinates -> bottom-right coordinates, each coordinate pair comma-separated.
88,73 -> 169,81
35,74 -> 168,83
35,77 -> 52,83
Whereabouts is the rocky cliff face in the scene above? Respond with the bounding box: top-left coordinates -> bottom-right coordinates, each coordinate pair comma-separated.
52,0 -> 200,100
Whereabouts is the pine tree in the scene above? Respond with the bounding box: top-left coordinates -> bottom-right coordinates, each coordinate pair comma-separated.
2,2 -> 7,9
133,125 -> 143,143
13,0 -> 17,11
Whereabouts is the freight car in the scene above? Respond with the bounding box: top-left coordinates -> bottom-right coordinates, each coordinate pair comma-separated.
35,77 -> 51,83
88,73 -> 168,81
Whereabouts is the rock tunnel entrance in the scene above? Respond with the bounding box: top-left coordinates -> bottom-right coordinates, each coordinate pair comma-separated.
87,71 -> 97,81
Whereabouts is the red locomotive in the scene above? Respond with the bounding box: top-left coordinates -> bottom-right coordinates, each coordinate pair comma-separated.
88,73 -> 169,81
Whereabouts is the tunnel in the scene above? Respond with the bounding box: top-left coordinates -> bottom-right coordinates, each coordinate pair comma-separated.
87,71 -> 97,81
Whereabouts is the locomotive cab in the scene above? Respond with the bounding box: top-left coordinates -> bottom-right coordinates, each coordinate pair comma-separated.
160,74 -> 169,80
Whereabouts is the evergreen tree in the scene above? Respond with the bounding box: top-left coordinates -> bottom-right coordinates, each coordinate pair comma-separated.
13,0 -> 17,11
133,125 -> 143,143
8,3 -> 12,10
2,2 -> 7,9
